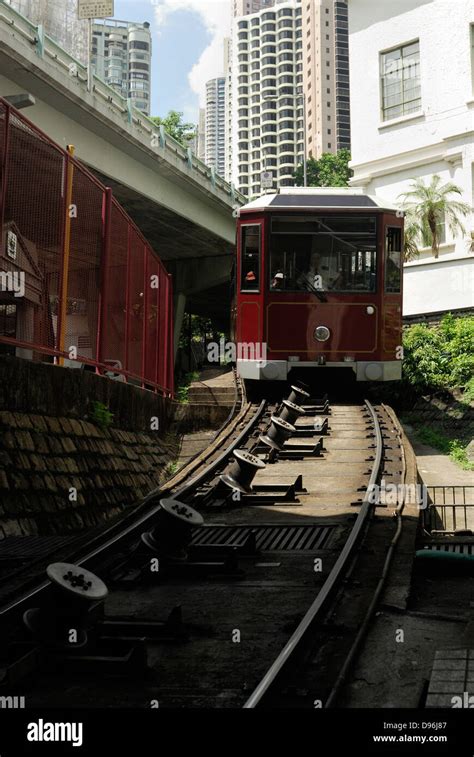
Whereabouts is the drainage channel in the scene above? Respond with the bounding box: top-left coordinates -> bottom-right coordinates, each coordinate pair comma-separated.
191,524 -> 337,552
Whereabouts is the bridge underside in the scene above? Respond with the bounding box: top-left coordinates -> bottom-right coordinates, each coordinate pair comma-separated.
93,172 -> 235,317
92,173 -> 234,328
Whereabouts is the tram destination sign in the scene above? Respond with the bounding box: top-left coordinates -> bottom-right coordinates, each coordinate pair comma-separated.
78,0 -> 114,19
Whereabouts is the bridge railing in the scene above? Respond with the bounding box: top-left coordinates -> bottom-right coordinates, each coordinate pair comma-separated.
0,97 -> 174,397
0,0 -> 244,207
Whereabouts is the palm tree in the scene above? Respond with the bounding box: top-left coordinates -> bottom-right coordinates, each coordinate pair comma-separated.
399,175 -> 470,258
402,210 -> 421,262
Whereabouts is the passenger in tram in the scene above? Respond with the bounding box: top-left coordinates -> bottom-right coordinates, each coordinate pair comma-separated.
270,271 -> 285,290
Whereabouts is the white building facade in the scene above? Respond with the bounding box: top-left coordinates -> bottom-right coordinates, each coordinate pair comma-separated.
205,77 -> 227,178
6,0 -> 88,62
92,20 -> 152,115
348,0 -> 474,317
230,0 -> 304,196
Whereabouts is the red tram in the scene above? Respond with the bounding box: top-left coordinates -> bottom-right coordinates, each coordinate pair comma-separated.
232,188 -> 403,382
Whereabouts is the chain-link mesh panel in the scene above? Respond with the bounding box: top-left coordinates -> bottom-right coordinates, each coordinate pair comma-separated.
102,200 -> 128,371
144,249 -> 159,385
165,274 -> 174,394
66,164 -> 104,362
3,113 -> 64,356
127,228 -> 145,380
0,101 -> 5,216
158,268 -> 173,393
0,101 -> 174,394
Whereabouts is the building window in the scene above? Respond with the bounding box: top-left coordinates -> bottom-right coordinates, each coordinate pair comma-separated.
129,41 -> 149,51
380,41 -> 421,121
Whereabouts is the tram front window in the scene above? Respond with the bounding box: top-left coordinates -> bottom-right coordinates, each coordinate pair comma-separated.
269,215 -> 377,293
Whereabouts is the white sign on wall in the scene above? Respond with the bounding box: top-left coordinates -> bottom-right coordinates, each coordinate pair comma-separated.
261,171 -> 273,189
78,0 -> 114,20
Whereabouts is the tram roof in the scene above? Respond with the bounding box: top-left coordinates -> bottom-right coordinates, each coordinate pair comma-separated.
239,187 -> 399,213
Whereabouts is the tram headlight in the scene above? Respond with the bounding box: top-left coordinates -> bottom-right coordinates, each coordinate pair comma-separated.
314,326 -> 330,342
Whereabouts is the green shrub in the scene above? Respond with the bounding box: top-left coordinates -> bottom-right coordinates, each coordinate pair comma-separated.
89,401 -> 114,430
403,314 -> 474,393
176,371 -> 200,404
461,376 -> 474,404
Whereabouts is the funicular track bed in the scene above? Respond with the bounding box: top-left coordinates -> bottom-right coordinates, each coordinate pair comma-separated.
0,389 -> 406,710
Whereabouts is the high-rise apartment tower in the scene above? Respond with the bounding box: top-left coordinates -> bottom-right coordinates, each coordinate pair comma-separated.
92,19 -> 152,115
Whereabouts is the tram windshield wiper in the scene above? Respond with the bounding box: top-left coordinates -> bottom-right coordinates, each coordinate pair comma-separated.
295,269 -> 327,303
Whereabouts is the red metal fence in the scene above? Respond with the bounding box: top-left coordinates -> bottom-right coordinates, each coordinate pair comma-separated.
0,98 -> 174,396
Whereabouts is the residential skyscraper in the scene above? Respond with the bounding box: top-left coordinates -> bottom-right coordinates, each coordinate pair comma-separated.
302,0 -> 350,159
6,0 -> 88,63
230,0 -> 304,196
224,37 -> 233,182
233,0 -> 275,18
205,77 -> 227,177
92,19 -> 152,115
197,108 -> 206,161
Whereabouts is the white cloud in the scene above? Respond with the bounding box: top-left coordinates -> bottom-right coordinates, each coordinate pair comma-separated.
152,0 -> 231,106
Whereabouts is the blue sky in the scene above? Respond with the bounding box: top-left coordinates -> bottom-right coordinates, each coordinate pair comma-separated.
114,0 -> 230,124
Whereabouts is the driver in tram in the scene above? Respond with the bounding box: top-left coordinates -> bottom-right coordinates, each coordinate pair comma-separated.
299,251 -> 343,291
298,252 -> 327,290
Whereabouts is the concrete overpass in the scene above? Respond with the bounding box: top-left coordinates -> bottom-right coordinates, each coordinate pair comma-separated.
0,0 -> 245,335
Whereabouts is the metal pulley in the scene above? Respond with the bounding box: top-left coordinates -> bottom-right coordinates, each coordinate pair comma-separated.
259,416 -> 295,451
23,562 -> 108,647
220,449 -> 266,494
141,498 -> 204,559
278,399 -> 304,426
286,385 -> 310,406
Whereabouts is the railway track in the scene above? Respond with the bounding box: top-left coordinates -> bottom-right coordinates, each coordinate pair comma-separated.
0,381 -> 408,710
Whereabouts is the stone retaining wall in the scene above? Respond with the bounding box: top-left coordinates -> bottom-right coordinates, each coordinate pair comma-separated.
0,357 -> 227,538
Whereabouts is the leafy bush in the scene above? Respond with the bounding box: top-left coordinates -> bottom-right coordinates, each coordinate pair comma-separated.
403,314 -> 474,394
89,401 -> 114,430
176,371 -> 199,404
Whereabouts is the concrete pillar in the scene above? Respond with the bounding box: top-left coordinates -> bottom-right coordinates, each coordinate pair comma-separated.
173,291 -> 187,360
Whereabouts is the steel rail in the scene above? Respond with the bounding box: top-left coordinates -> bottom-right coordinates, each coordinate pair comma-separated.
325,405 -> 406,707
243,399 -> 383,708
0,395 -> 266,619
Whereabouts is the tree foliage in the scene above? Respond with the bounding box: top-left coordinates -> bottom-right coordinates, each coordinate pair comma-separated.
399,175 -> 470,259
150,110 -> 196,147
294,148 -> 353,187
402,314 -> 474,392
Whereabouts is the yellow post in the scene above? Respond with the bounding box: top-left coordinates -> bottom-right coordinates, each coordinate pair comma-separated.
58,144 -> 75,366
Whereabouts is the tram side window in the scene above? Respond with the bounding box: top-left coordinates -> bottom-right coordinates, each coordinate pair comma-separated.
385,227 -> 402,293
241,225 -> 260,291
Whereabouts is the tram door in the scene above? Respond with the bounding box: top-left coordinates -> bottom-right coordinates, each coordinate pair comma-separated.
383,221 -> 403,355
